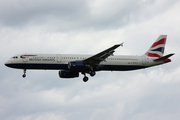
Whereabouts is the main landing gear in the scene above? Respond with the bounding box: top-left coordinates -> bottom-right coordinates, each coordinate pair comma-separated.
22,69 -> 26,78
83,76 -> 89,82
82,71 -> 96,82
82,72 -> 88,82
90,71 -> 96,77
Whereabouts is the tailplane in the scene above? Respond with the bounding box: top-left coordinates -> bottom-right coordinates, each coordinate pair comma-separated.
153,53 -> 174,63
144,35 -> 167,58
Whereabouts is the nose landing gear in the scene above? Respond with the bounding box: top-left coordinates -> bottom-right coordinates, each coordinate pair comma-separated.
22,69 -> 26,78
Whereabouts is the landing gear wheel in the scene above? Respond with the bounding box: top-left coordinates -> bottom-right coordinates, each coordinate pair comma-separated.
83,76 -> 89,82
90,71 -> 96,77
22,69 -> 26,78
22,74 -> 26,78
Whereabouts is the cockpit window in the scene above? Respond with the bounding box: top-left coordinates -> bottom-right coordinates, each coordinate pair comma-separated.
11,56 -> 18,59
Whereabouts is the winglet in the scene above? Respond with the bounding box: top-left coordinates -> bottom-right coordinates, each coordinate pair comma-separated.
119,42 -> 123,47
120,42 -> 124,47
112,43 -> 123,49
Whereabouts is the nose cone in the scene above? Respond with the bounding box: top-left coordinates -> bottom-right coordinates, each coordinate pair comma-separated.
4,60 -> 11,67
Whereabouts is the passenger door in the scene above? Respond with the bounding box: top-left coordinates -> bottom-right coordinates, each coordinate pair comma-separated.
57,54 -> 61,63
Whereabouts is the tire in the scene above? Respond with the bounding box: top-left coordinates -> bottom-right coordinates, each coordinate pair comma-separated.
83,76 -> 88,82
22,74 -> 26,78
90,71 -> 96,76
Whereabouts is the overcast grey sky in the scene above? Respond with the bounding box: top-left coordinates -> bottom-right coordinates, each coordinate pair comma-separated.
0,0 -> 180,120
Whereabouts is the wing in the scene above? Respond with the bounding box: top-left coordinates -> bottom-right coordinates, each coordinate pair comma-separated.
83,43 -> 123,67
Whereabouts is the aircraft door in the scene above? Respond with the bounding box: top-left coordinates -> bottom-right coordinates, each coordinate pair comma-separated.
57,54 -> 61,63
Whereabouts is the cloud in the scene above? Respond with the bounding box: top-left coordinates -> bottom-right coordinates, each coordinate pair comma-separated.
1,0 -> 178,31
1,66 -> 180,120
0,0 -> 88,27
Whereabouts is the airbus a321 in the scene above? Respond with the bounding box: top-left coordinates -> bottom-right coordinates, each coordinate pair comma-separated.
5,35 -> 174,82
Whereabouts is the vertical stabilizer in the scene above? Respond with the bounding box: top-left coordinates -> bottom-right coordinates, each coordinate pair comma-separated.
144,35 -> 167,58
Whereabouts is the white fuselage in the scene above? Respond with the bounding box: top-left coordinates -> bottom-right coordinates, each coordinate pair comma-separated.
4,35 -> 173,82
5,54 -> 163,71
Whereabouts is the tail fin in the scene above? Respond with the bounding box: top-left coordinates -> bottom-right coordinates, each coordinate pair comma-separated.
144,35 -> 167,58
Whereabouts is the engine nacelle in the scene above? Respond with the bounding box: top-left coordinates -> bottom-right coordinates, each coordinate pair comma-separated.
59,70 -> 79,78
68,61 -> 87,70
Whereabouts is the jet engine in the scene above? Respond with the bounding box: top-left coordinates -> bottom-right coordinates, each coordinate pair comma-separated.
59,70 -> 79,78
68,61 -> 87,70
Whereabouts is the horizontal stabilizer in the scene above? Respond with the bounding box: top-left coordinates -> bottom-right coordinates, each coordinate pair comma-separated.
154,53 -> 174,62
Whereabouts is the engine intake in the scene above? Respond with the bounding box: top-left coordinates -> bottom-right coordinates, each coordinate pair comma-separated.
59,70 -> 79,78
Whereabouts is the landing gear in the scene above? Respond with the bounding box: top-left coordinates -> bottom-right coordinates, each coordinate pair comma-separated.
22,69 -> 26,78
83,76 -> 89,82
22,74 -> 26,78
82,72 -> 89,82
90,71 -> 96,76
82,71 -> 96,82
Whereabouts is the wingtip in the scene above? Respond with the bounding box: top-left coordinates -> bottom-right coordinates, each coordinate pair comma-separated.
115,42 -> 123,46
170,53 -> 175,56
119,42 -> 124,46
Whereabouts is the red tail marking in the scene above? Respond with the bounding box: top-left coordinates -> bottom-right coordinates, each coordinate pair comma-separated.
146,53 -> 161,58
164,59 -> 171,63
151,38 -> 166,48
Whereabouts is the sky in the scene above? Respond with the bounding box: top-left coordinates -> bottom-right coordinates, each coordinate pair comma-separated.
0,0 -> 180,120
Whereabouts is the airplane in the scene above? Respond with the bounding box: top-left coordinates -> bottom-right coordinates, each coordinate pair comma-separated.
4,35 -> 174,82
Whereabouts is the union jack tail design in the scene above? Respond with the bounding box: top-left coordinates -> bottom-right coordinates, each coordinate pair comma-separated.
144,35 -> 167,58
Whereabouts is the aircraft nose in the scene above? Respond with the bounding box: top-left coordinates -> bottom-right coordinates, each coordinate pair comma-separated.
4,61 -> 10,67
